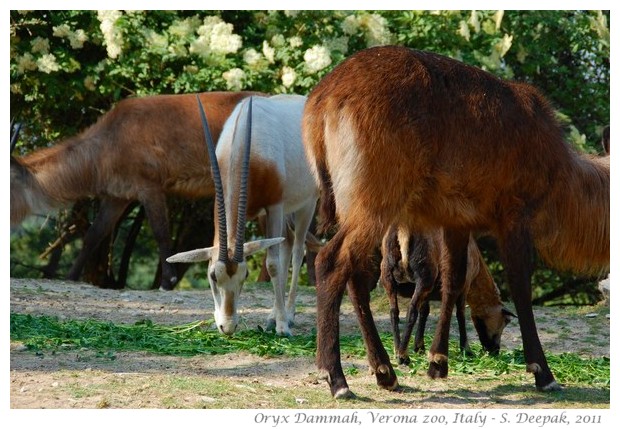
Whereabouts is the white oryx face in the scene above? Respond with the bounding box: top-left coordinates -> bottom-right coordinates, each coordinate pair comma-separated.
166,95 -> 283,335
167,237 -> 284,335
207,258 -> 248,335
207,238 -> 283,335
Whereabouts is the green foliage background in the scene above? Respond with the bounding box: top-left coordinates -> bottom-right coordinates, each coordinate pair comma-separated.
10,10 -> 610,302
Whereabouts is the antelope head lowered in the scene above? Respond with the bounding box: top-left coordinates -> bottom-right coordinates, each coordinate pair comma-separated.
10,91 -> 259,290
167,96 -> 283,335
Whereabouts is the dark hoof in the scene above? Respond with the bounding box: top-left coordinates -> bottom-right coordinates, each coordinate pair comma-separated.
397,355 -> 411,366
427,360 -> 448,379
374,364 -> 399,391
537,380 -> 563,392
461,348 -> 475,358
320,369 -> 352,399
159,276 -> 178,291
334,387 -> 355,399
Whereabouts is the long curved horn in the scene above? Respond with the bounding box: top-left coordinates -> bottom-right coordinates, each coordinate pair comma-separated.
11,121 -> 22,153
196,95 -> 228,263
233,97 -> 253,263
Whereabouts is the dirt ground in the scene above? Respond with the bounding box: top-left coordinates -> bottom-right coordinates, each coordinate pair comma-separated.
9,277 -> 611,410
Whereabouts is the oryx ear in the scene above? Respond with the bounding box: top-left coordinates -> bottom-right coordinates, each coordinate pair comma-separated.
166,247 -> 216,263
243,237 -> 285,257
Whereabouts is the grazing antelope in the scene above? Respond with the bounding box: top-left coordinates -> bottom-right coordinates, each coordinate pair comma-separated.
167,94 -> 319,336
303,46 -> 609,398
381,226 -> 515,365
10,91 -> 259,290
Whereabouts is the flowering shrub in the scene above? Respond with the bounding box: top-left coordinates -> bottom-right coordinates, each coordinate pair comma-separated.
10,10 -> 609,151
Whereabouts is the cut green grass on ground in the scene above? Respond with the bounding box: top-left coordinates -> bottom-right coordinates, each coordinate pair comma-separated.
10,312 -> 609,388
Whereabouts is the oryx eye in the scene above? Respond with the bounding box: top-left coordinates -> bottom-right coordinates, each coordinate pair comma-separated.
245,271 -> 249,280
210,271 -> 217,283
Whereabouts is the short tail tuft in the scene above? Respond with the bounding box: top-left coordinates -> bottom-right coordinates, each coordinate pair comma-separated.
316,161 -> 337,236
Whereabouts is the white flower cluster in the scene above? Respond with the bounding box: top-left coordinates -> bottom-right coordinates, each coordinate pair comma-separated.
144,29 -> 169,55
341,15 -> 360,36
325,36 -> 349,55
342,13 -> 392,47
190,16 -> 242,58
493,11 -> 505,31
244,48 -> 263,67
288,36 -> 303,49
169,17 -> 201,39
84,75 -> 97,91
36,53 -> 60,73
53,24 -> 89,49
468,10 -> 481,34
271,34 -> 285,47
473,32 -> 514,74
281,66 -> 297,88
223,68 -> 246,90
16,52 -> 37,74
590,11 -> 609,47
495,33 -> 513,58
303,45 -> 331,74
359,14 -> 392,46
97,10 -> 123,59
459,20 -> 471,41
30,37 -> 50,54
263,41 -> 275,63
242,40 -> 277,76
14,36 -> 58,75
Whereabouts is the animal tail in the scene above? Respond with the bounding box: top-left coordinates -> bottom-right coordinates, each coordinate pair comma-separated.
315,157 -> 337,236
304,230 -> 324,253
301,102 -> 337,236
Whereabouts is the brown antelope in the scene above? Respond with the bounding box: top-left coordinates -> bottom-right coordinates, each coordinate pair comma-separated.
167,94 -> 319,336
10,91 -> 259,290
381,226 -> 515,365
302,46 -> 609,398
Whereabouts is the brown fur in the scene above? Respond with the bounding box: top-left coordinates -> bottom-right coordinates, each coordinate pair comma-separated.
10,157 -> 52,225
11,91 -> 261,290
303,46 -> 609,397
381,226 -> 513,365
246,160 -> 284,220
